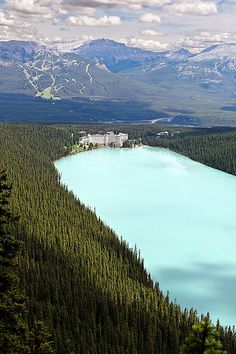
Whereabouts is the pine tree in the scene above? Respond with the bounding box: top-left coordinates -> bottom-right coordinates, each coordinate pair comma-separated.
30,321 -> 55,354
180,319 -> 227,354
0,170 -> 30,353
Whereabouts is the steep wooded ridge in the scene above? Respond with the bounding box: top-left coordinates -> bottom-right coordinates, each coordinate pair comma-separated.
0,124 -> 236,354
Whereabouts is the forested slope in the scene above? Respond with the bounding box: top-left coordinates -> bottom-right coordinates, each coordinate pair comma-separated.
0,124 -> 235,353
143,130 -> 236,176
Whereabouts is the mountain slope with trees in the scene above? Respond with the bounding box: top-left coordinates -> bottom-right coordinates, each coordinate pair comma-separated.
1,40 -> 236,125
0,124 -> 236,353
143,129 -> 236,176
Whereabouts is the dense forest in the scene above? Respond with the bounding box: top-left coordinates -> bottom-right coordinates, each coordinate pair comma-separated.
73,124 -> 236,176
0,123 -> 236,353
142,129 -> 236,177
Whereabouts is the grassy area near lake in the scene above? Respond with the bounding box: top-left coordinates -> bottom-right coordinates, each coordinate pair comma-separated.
71,144 -> 85,154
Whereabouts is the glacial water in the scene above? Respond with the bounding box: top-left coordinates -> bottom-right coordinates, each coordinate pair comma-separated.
55,147 -> 236,326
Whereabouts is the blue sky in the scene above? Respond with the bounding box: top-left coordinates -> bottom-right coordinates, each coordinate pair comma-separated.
0,0 -> 236,52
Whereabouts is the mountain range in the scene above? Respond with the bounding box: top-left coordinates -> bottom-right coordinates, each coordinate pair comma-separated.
0,38 -> 236,125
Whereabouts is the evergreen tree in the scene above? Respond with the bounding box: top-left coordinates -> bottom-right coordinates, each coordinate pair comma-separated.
180,319 -> 227,354
30,321 -> 55,354
0,170 -> 30,353
0,124 -> 235,353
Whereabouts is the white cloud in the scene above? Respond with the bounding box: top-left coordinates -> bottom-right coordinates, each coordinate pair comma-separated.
129,4 -> 142,10
60,5 -> 96,15
5,0 -> 54,17
67,15 -> 122,26
169,1 -> 218,16
0,9 -> 32,30
120,36 -> 169,50
0,23 -> 44,41
178,31 -> 236,50
141,29 -> 164,36
0,10 -> 14,26
0,29 -> 9,40
58,8 -> 68,15
48,35 -> 95,51
0,0 -> 231,49
76,7 -> 96,15
139,13 -> 161,23
63,0 -> 169,8
81,34 -> 94,41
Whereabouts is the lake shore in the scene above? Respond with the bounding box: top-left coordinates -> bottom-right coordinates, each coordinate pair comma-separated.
55,146 -> 236,327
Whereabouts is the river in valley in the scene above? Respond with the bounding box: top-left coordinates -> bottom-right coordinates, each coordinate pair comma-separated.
55,147 -> 236,326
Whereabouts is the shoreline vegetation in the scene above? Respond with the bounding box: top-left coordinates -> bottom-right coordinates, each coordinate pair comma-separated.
69,143 -> 146,155
0,123 -> 236,353
69,133 -> 236,181
69,139 -> 148,157
67,124 -> 236,176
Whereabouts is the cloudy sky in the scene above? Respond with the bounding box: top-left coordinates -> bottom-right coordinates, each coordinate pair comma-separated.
0,0 -> 236,52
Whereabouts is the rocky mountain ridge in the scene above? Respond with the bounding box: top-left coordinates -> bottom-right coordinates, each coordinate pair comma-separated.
0,38 -> 236,125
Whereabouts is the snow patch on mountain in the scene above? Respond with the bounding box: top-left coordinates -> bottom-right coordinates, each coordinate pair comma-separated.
165,48 -> 193,61
190,44 -> 236,62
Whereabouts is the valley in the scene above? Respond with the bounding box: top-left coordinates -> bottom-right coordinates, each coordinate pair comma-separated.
55,146 -> 236,327
1,39 -> 236,125
1,123 -> 236,353
1,0 -> 236,351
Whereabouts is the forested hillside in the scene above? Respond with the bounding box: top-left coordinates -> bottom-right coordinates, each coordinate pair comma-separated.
0,124 -> 236,353
142,129 -> 236,176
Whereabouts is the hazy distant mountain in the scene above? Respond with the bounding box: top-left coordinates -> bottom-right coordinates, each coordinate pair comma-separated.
0,40 -> 40,62
0,40 -> 162,102
74,38 -> 164,72
191,44 -> 236,62
165,48 -> 193,61
128,43 -> 236,86
189,44 -> 236,74
49,39 -> 88,53
1,39 -> 236,125
75,39 -> 193,73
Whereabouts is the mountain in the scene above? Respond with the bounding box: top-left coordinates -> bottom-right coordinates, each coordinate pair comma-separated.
124,43 -> 236,125
164,48 -> 193,61
0,40 -> 169,122
74,38 -> 166,72
129,43 -> 236,77
0,40 -> 40,62
161,43 -> 236,81
191,43 -> 236,62
1,39 -> 236,125
0,39 -> 164,101
49,39 -> 89,53
0,42 -> 137,100
75,39 -> 193,73
189,43 -> 236,74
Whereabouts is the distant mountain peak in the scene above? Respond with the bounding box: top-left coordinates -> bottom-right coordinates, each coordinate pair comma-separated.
1,38 -> 236,125
74,38 -> 167,73
202,43 -> 236,52
165,47 -> 193,60
0,40 -> 41,62
201,44 -> 219,53
191,43 -> 236,61
176,48 -> 192,55
88,38 -> 124,46
0,40 -> 38,51
77,38 -> 148,52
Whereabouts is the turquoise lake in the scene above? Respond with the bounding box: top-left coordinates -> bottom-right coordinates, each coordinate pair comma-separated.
55,147 -> 236,326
